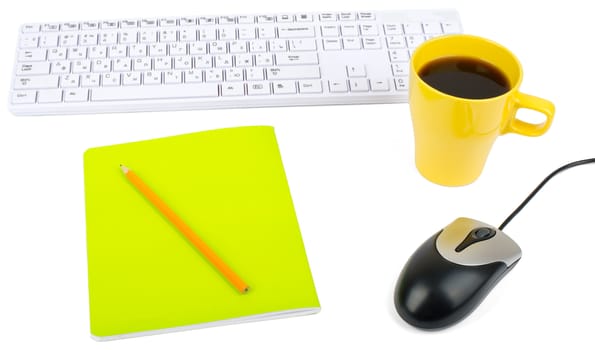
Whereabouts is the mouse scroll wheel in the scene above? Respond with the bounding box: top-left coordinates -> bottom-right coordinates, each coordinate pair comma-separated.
455,227 -> 497,252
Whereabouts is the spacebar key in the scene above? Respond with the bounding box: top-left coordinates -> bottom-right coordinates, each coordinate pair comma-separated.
91,84 -> 219,101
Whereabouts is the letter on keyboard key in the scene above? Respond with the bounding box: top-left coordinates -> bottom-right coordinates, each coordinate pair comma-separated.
91,85 -> 219,101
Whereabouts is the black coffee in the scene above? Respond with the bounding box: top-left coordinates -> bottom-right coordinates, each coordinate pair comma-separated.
419,57 -> 511,99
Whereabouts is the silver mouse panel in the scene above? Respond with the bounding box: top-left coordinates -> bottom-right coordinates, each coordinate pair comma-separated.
436,217 -> 522,267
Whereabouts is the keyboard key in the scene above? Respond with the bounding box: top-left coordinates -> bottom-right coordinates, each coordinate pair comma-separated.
269,39 -> 287,52
38,89 -> 63,103
42,23 -> 59,32
247,82 -> 270,95
289,39 -> 316,51
81,73 -> 101,87
405,35 -> 425,48
51,60 -> 70,74
255,53 -> 273,66
12,91 -> 36,104
22,24 -> 40,33
319,13 -> 337,21
403,22 -> 423,34
423,22 -> 443,34
358,12 -> 375,20
275,52 -> 318,66
386,36 -> 406,49
238,15 -> 255,24
102,73 -> 120,86
64,88 -> 89,102
328,79 -> 347,93
221,82 -> 245,96
164,71 -> 182,84
141,19 -> 158,27
388,49 -> 409,62
19,48 -> 47,62
272,80 -> 297,94
395,77 -> 408,91
391,63 -> 407,76
360,24 -> 378,36
349,78 -> 369,92
363,38 -> 381,49
295,14 -> 312,22
321,25 -> 340,37
205,69 -> 223,82
92,58 -> 112,73
267,66 -> 320,80
343,38 -> 361,50
384,24 -> 403,35
340,24 -> 358,36
143,71 -> 161,85
277,14 -> 294,23
20,34 -> 39,48
61,74 -> 80,87
16,62 -> 50,75
225,68 -> 244,81
323,39 -> 341,50
246,67 -> 264,80
257,25 -> 276,39
14,75 -> 59,89
442,22 -> 461,34
47,48 -> 66,60
339,12 -> 356,21
184,70 -> 202,83
91,84 -> 219,101
298,80 -> 322,93
278,25 -> 315,38
370,79 -> 390,91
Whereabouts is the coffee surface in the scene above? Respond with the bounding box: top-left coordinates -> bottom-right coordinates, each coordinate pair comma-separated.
419,57 -> 511,99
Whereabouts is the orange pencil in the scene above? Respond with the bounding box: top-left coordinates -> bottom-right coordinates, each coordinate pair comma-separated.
120,164 -> 249,294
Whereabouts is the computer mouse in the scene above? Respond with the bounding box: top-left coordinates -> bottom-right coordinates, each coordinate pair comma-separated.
394,217 -> 521,329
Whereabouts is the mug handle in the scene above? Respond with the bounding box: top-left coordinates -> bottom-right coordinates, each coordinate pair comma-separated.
504,92 -> 555,136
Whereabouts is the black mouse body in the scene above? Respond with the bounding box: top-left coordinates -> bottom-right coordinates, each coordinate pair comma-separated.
394,217 -> 521,329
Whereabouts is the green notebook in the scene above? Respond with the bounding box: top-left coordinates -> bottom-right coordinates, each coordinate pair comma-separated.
83,126 -> 320,340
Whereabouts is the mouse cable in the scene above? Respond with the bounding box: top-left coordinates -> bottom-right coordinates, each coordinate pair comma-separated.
498,158 -> 595,231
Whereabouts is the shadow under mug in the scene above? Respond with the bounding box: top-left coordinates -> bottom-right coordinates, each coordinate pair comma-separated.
409,34 -> 555,186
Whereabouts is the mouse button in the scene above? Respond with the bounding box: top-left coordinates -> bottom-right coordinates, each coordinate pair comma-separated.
436,217 -> 488,251
442,230 -> 522,267
455,227 -> 497,252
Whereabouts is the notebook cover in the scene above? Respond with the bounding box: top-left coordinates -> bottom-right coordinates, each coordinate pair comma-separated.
84,126 -> 320,340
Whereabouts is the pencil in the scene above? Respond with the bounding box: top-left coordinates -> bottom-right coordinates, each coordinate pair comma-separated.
120,164 -> 249,294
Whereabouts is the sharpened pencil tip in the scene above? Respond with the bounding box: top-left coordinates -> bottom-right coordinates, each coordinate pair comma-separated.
120,164 -> 129,174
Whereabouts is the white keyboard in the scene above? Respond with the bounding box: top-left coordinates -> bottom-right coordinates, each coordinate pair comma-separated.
9,10 -> 462,116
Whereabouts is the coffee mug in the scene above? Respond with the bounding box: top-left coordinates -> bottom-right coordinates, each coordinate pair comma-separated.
409,34 -> 555,186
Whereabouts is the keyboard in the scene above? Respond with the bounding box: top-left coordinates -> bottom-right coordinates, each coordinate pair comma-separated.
9,10 -> 462,116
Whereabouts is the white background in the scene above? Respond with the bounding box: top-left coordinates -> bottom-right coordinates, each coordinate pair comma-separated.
1,0 -> 594,349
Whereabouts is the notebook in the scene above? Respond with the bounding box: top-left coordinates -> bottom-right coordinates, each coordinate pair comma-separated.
83,126 -> 320,340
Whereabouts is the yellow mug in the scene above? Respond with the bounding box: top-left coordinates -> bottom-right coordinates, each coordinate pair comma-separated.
409,34 -> 555,186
